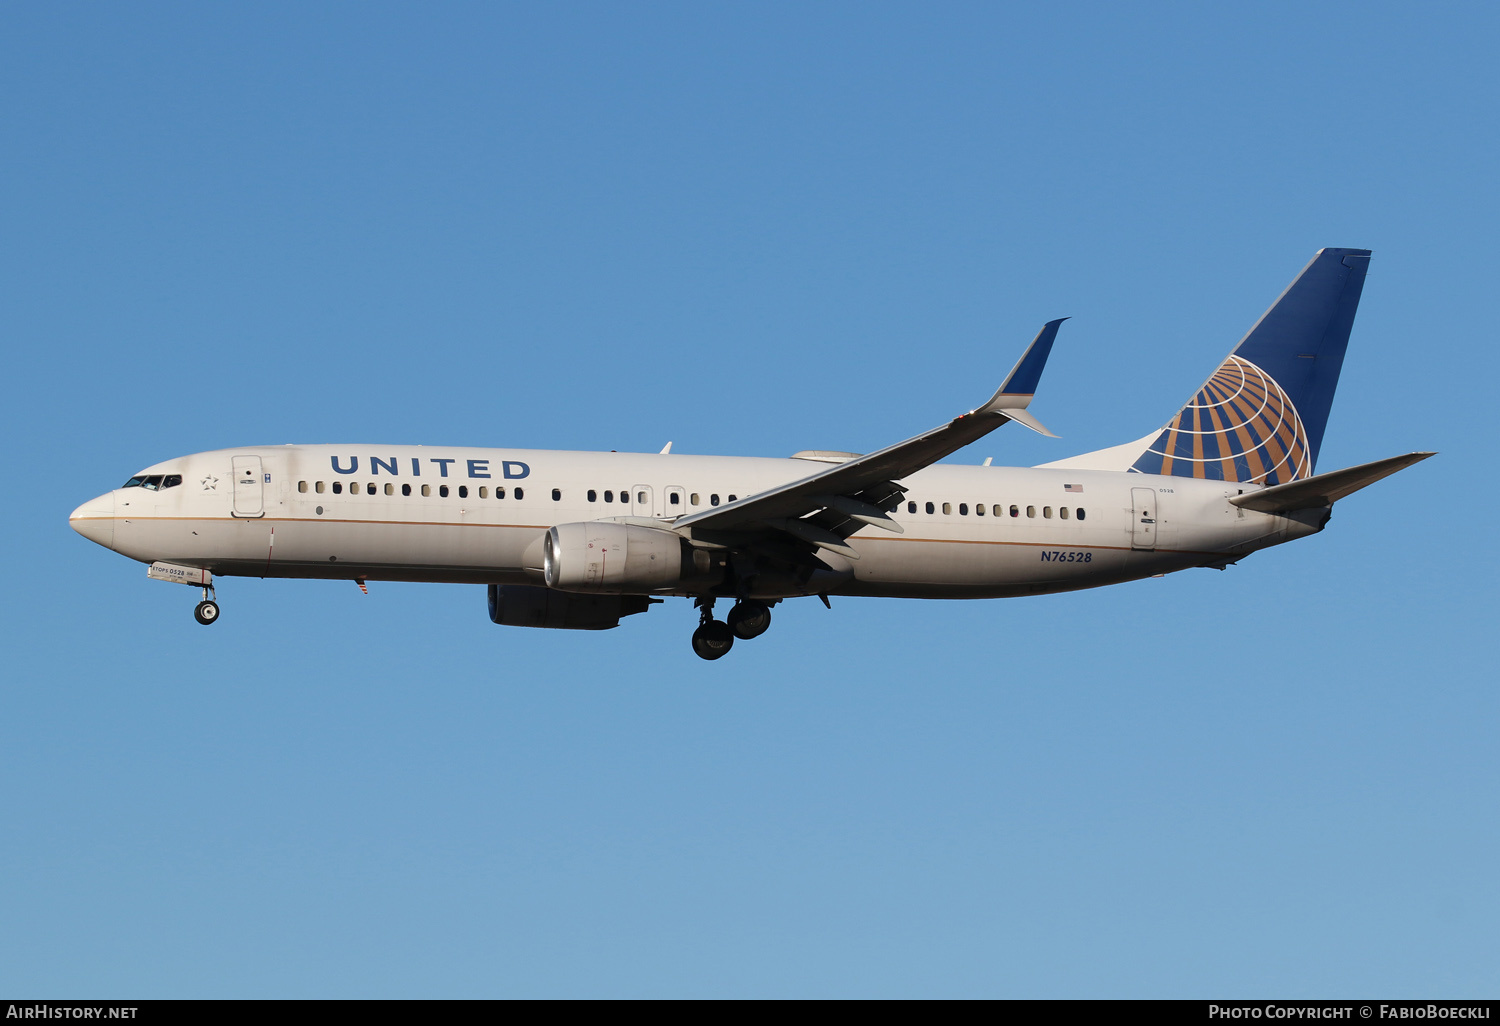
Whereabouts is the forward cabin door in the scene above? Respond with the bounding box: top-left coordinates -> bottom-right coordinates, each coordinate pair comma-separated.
232,456 -> 265,517
1130,487 -> 1156,550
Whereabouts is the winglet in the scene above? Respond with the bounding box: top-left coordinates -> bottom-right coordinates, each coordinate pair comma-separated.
1001,408 -> 1058,438
974,318 -> 1066,435
979,318 -> 1067,413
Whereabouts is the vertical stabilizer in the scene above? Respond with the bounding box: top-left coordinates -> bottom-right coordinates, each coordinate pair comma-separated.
1124,248 -> 1371,484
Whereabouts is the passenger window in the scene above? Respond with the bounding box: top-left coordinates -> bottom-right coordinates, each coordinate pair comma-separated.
350,482 -> 360,495
162,475 -> 181,489
942,502 -> 952,515
458,485 -> 469,498
993,504 -> 1002,517
316,481 -> 326,494
975,503 -> 984,516
587,490 -> 597,502
690,493 -> 699,505
1060,507 -> 1069,519
710,494 -> 720,506
403,484 -> 412,497
959,503 -> 968,515
1027,505 -> 1036,518
298,481 -> 308,493
907,501 -> 917,513
421,484 -> 431,497
553,488 -> 562,501
1077,508 -> 1086,521
495,487 -> 505,499
385,483 -> 395,496
1043,506 -> 1052,518
479,486 -> 488,498
333,482 -> 343,494
637,491 -> 647,504
368,482 -> 376,494
604,490 -> 613,503
439,485 -> 449,498
925,502 -> 935,514
669,492 -> 680,505
514,487 -> 524,500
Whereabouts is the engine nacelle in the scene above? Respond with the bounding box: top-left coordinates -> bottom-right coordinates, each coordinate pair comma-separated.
488,584 -> 651,630
544,521 -> 683,593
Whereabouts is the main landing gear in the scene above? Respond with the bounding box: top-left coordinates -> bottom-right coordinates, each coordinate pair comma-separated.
690,598 -> 773,660
193,584 -> 220,626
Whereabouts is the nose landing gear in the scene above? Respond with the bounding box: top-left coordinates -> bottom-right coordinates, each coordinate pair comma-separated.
193,584 -> 220,626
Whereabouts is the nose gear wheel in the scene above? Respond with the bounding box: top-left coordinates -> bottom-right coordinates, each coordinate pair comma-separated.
193,584 -> 220,625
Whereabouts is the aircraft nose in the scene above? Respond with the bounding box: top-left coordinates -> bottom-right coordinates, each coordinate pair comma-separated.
70,492 -> 115,549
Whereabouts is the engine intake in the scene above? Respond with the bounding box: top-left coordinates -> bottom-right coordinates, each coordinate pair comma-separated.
488,584 -> 651,630
544,522 -> 683,592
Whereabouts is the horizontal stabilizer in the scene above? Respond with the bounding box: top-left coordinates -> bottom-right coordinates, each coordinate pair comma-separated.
1230,452 -> 1435,513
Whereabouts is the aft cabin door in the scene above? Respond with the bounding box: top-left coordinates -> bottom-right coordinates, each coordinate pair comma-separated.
232,456 -> 265,517
1130,487 -> 1156,550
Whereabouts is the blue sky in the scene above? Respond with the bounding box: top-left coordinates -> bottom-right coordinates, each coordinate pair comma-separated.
2,2 -> 1495,997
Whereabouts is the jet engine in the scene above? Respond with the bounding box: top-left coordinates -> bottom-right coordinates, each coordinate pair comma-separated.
488,584 -> 651,630
543,521 -> 683,592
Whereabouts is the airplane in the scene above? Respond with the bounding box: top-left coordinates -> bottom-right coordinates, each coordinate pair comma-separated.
69,248 -> 1433,660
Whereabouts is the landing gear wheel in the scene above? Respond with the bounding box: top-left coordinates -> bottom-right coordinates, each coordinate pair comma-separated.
691,620 -> 734,660
194,600 -> 220,625
727,601 -> 771,640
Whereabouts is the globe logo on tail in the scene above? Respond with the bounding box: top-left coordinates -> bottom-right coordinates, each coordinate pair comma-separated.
1130,356 -> 1312,484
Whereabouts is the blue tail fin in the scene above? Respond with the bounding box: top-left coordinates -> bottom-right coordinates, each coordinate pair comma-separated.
1129,248 -> 1371,484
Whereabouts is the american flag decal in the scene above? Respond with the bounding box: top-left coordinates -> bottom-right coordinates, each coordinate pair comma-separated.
1064,483 -> 1083,493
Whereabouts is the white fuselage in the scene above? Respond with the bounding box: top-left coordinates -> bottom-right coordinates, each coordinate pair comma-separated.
69,444 -> 1322,600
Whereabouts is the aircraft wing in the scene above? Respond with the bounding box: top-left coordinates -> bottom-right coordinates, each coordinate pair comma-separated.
671,319 -> 1067,558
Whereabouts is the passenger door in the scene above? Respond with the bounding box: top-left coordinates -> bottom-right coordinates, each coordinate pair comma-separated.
232,455 -> 265,517
1130,487 -> 1156,550
632,484 -> 654,518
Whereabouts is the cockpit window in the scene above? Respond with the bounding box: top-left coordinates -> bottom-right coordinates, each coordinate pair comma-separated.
124,473 -> 180,489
